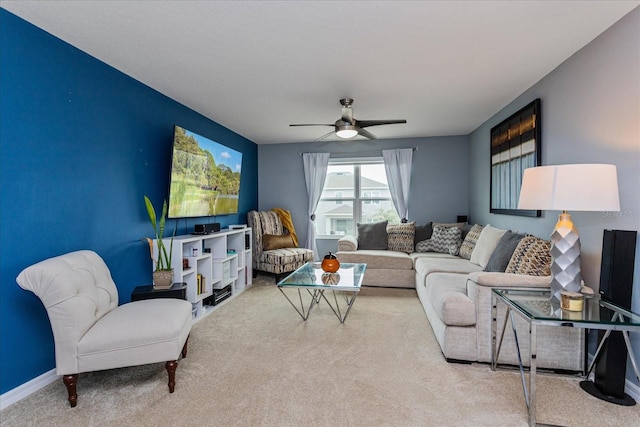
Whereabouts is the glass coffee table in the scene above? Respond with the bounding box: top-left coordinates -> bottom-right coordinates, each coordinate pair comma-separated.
492,288 -> 640,426
277,262 -> 366,323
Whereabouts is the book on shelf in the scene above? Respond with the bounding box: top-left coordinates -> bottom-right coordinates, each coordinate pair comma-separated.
197,274 -> 206,294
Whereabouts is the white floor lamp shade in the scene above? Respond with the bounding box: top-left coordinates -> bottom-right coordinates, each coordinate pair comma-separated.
518,164 -> 620,302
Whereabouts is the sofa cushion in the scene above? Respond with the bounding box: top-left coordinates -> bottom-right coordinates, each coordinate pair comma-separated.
415,225 -> 462,255
425,273 -> 476,326
414,222 -> 433,251
262,233 -> 295,250
470,224 -> 507,268
259,248 -> 314,266
336,250 -> 413,270
337,235 -> 358,252
484,231 -> 525,272
415,256 -> 483,280
459,224 -> 484,260
505,235 -> 552,276
387,221 -> 415,253
357,221 -> 388,250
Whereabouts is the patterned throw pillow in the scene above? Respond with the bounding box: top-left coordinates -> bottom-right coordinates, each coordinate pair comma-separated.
415,225 -> 462,255
505,235 -> 552,276
459,224 -> 484,260
387,222 -> 416,254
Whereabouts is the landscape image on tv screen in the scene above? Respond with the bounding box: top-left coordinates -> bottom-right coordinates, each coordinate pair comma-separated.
168,125 -> 242,218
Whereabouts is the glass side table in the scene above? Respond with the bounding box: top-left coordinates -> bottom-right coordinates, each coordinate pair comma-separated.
491,288 -> 640,426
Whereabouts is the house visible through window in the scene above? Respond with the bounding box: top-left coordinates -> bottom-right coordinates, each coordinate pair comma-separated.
315,159 -> 399,236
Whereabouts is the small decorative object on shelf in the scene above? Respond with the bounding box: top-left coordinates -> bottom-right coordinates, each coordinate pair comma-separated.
321,252 -> 340,273
321,272 -> 340,285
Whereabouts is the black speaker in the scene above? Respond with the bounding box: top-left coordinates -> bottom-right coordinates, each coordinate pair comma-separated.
193,223 -> 221,235
599,229 -> 636,309
205,223 -> 221,233
580,229 -> 637,405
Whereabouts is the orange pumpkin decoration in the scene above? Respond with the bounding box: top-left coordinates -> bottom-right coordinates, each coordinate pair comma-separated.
321,252 -> 340,273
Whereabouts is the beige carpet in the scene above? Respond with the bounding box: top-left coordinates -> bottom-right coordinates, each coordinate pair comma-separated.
2,275 -> 639,427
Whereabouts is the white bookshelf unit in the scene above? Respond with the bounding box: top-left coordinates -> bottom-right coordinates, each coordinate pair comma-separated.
156,227 -> 252,321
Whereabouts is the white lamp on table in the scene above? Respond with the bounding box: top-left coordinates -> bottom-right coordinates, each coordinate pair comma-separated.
518,164 -> 620,303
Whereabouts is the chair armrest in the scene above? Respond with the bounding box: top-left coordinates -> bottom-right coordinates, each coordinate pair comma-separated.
467,272 -> 551,288
337,235 -> 358,252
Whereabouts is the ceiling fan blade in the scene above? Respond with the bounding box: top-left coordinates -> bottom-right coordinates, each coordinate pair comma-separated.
356,119 -> 407,128
290,123 -> 334,127
314,130 -> 337,142
357,128 -> 377,140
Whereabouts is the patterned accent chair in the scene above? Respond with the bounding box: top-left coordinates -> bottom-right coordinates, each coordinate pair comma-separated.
247,210 -> 314,282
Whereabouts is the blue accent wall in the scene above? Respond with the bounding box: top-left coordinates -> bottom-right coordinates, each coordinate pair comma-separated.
0,9 -> 258,394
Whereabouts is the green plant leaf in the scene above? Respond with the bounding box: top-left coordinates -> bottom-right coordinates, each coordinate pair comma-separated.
144,195 -> 158,237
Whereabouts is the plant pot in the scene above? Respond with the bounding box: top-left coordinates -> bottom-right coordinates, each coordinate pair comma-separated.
153,269 -> 174,289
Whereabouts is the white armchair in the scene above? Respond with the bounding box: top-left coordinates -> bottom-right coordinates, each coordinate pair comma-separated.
16,250 -> 192,407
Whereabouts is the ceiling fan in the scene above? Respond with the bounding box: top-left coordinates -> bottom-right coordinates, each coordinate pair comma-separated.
290,98 -> 407,141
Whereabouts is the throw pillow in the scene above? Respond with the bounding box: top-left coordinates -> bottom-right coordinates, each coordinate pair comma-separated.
357,221 -> 388,250
387,222 -> 416,254
484,231 -> 526,272
263,234 -> 295,251
469,224 -> 507,268
415,225 -> 462,255
414,222 -> 433,251
505,235 -> 552,276
459,224 -> 484,260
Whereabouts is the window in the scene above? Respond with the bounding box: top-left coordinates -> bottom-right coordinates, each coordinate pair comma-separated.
315,159 -> 399,237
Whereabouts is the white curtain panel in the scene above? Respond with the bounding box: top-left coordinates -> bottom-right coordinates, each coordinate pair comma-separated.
383,148 -> 413,222
302,152 -> 330,259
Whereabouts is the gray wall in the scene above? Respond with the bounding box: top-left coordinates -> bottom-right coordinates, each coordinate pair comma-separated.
258,135 -> 469,254
469,8 -> 639,385
257,5 -> 639,389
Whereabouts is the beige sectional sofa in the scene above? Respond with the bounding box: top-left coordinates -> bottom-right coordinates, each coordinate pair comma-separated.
336,222 -> 584,371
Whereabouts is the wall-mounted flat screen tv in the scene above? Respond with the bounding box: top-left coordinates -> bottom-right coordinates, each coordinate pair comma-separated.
167,125 -> 242,218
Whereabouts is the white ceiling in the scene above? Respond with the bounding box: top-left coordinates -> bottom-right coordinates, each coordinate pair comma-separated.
2,1 -> 638,144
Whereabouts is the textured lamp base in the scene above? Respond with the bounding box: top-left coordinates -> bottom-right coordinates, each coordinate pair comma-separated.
549,212 -> 582,303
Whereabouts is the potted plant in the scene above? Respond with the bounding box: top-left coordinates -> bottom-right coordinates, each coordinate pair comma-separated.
144,195 -> 176,289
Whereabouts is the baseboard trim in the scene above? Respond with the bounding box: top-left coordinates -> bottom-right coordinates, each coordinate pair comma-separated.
626,378 -> 640,402
0,369 -> 58,411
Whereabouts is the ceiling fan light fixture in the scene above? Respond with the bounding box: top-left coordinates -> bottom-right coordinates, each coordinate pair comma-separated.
336,124 -> 358,139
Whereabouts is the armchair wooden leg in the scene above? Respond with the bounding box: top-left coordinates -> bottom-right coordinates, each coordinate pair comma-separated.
165,360 -> 177,393
181,336 -> 189,358
63,374 -> 78,407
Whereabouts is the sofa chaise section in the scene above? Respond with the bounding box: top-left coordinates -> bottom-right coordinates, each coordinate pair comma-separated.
336,221 -> 585,372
